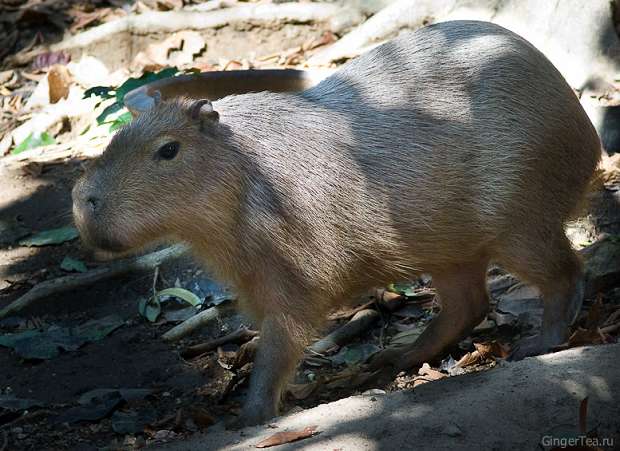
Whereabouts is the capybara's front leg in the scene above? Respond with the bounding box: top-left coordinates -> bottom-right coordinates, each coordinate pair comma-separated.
235,313 -> 306,427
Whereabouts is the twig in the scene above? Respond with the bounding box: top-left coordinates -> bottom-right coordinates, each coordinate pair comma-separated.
327,301 -> 374,321
181,327 -> 259,358
601,323 -> 620,335
0,245 -> 188,320
0,409 -> 53,430
234,336 -> 260,369
309,309 -> 380,354
161,305 -> 221,342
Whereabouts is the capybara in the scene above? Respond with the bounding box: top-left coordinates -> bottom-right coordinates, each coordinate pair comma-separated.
73,20 -> 601,426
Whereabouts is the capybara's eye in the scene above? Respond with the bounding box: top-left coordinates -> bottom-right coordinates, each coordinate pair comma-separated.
157,141 -> 180,160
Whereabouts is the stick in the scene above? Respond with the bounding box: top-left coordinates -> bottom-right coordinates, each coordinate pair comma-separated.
181,327 -> 259,358
309,309 -> 380,354
328,301 -> 374,321
161,306 -> 221,342
0,244 -> 188,320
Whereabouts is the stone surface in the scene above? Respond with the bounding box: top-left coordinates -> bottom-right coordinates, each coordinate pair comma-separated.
157,344 -> 620,450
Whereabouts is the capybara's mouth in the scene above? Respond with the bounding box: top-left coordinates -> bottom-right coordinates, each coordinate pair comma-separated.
74,220 -> 132,254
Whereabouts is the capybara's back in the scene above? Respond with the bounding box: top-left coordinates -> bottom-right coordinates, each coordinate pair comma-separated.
73,21 -> 601,426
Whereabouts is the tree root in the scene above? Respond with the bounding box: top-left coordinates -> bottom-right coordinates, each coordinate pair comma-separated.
0,244 -> 187,320
50,3 -> 359,55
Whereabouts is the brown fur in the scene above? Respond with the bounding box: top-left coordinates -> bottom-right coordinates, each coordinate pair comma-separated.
73,21 -> 601,426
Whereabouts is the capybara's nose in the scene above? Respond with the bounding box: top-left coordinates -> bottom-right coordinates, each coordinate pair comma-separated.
72,178 -> 102,221
85,195 -> 100,214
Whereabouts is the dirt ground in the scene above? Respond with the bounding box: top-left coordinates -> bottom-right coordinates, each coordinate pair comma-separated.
1,2 -> 619,450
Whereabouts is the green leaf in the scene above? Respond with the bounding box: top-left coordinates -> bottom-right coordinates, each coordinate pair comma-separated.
0,330 -> 40,348
138,297 -> 161,322
155,288 -> 202,307
388,282 -> 417,297
138,287 -> 201,323
96,102 -> 123,124
0,316 -> 123,360
109,111 -> 133,132
75,315 -> 125,342
11,132 -> 56,155
84,86 -> 115,100
0,395 -> 44,411
60,256 -> 88,273
18,226 -> 79,247
390,328 -> 424,346
330,343 -> 380,366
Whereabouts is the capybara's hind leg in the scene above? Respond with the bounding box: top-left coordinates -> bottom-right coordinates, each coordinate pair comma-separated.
500,228 -> 584,360
371,257 -> 490,372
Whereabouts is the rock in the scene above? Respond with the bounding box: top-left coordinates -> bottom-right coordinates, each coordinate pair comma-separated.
472,318 -> 496,334
155,344 -> 620,451
495,282 -> 543,331
582,236 -> 620,297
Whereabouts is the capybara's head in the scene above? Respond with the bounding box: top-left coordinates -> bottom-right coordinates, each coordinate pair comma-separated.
72,97 -> 234,254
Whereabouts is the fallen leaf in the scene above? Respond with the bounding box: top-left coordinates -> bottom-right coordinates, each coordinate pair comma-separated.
389,327 -> 424,346
112,408 -> 157,434
287,382 -> 318,400
60,256 -> 87,273
70,8 -> 117,32
584,296 -> 603,330
139,287 -> 202,322
78,388 -> 153,405
11,132 -> 56,155
131,31 -> 205,72
418,363 -> 446,381
18,226 -> 78,246
32,51 -> 70,71
329,343 -> 379,366
255,426 -> 319,448
567,327 -> 606,347
0,315 -> 124,359
55,392 -> 124,424
47,64 -> 72,103
0,395 -> 44,411
21,162 -> 44,177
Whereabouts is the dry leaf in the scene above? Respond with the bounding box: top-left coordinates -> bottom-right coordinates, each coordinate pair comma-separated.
455,350 -> 480,368
417,363 -> 446,381
584,295 -> 603,330
32,51 -> 71,71
412,377 -> 430,388
567,327 -> 606,347
287,382 -> 318,401
70,8 -> 115,32
47,65 -> 72,103
304,31 -> 337,51
255,426 -> 318,448
131,31 -> 205,72
21,162 -> 44,177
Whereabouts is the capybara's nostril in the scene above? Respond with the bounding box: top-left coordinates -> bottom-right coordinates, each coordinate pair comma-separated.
86,196 -> 100,213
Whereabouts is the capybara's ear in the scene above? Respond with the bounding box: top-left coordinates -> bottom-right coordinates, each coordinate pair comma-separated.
152,90 -> 162,106
125,89 -> 162,118
188,99 -> 220,125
